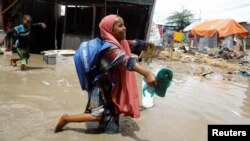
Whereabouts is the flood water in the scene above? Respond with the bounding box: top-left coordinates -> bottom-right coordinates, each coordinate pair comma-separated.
0,53 -> 250,141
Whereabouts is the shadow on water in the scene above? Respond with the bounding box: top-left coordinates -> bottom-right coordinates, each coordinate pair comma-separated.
25,66 -> 55,70
119,116 -> 149,141
139,106 -> 156,112
60,116 -> 149,141
63,125 -> 104,134
0,64 -> 55,71
54,122 -> 104,134
241,83 -> 250,118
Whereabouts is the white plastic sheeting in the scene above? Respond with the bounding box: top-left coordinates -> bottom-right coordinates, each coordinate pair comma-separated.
183,20 -> 205,32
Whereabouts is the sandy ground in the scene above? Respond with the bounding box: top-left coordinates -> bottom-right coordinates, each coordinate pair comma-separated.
0,52 -> 250,141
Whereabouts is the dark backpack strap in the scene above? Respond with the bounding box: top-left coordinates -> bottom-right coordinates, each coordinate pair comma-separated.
93,45 -> 125,84
98,45 -> 125,74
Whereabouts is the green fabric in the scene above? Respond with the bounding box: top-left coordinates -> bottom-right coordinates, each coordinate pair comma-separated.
21,59 -> 27,65
16,48 -> 25,57
16,48 -> 28,65
155,68 -> 173,97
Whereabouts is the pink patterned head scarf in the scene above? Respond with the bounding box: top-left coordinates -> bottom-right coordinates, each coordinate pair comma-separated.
99,15 -> 140,118
99,14 -> 131,55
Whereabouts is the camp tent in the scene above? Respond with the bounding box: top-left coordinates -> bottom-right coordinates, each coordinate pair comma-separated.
191,19 -> 248,38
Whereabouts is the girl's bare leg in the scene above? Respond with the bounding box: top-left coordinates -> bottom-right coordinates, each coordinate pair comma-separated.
10,58 -> 21,67
20,64 -> 25,71
54,113 -> 102,132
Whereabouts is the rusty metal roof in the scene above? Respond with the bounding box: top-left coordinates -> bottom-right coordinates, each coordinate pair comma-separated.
49,0 -> 153,5
105,0 -> 153,5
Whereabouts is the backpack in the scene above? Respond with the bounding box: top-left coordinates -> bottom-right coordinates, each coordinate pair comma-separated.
74,38 -> 112,91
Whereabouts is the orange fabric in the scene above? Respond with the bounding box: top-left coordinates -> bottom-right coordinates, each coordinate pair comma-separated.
99,14 -> 140,118
191,19 -> 248,38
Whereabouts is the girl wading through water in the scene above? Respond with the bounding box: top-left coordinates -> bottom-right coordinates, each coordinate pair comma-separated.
5,15 -> 46,71
55,14 -> 157,134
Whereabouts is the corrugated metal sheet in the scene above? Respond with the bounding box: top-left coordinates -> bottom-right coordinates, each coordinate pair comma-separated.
61,34 -> 91,50
240,23 -> 250,48
53,0 -> 153,5
106,0 -> 153,5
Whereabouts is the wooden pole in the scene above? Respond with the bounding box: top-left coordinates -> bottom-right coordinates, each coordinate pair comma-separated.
62,5 -> 67,49
170,38 -> 174,61
0,0 -> 3,28
1,0 -> 19,15
91,4 -> 96,39
170,50 -> 173,61
145,0 -> 157,42
104,1 -> 107,16
139,0 -> 157,63
54,0 -> 58,50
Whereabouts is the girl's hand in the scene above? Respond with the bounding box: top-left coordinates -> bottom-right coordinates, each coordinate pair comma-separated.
145,71 -> 157,87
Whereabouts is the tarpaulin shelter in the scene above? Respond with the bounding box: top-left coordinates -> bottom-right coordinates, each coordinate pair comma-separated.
191,19 -> 248,38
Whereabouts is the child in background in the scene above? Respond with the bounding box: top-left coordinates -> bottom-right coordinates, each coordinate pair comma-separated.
4,21 -> 14,52
5,15 -> 46,70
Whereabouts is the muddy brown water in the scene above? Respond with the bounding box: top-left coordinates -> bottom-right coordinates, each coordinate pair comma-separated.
0,53 -> 250,141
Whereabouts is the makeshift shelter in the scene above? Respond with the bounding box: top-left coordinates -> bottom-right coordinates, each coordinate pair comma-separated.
183,20 -> 206,48
191,19 -> 248,51
191,19 -> 248,38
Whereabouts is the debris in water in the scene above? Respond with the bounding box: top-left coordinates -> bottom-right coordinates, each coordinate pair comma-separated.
42,80 -> 50,85
238,70 -> 250,77
194,66 -> 213,76
57,79 -> 71,87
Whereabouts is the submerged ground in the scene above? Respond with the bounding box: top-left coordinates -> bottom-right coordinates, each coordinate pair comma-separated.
0,52 -> 250,141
